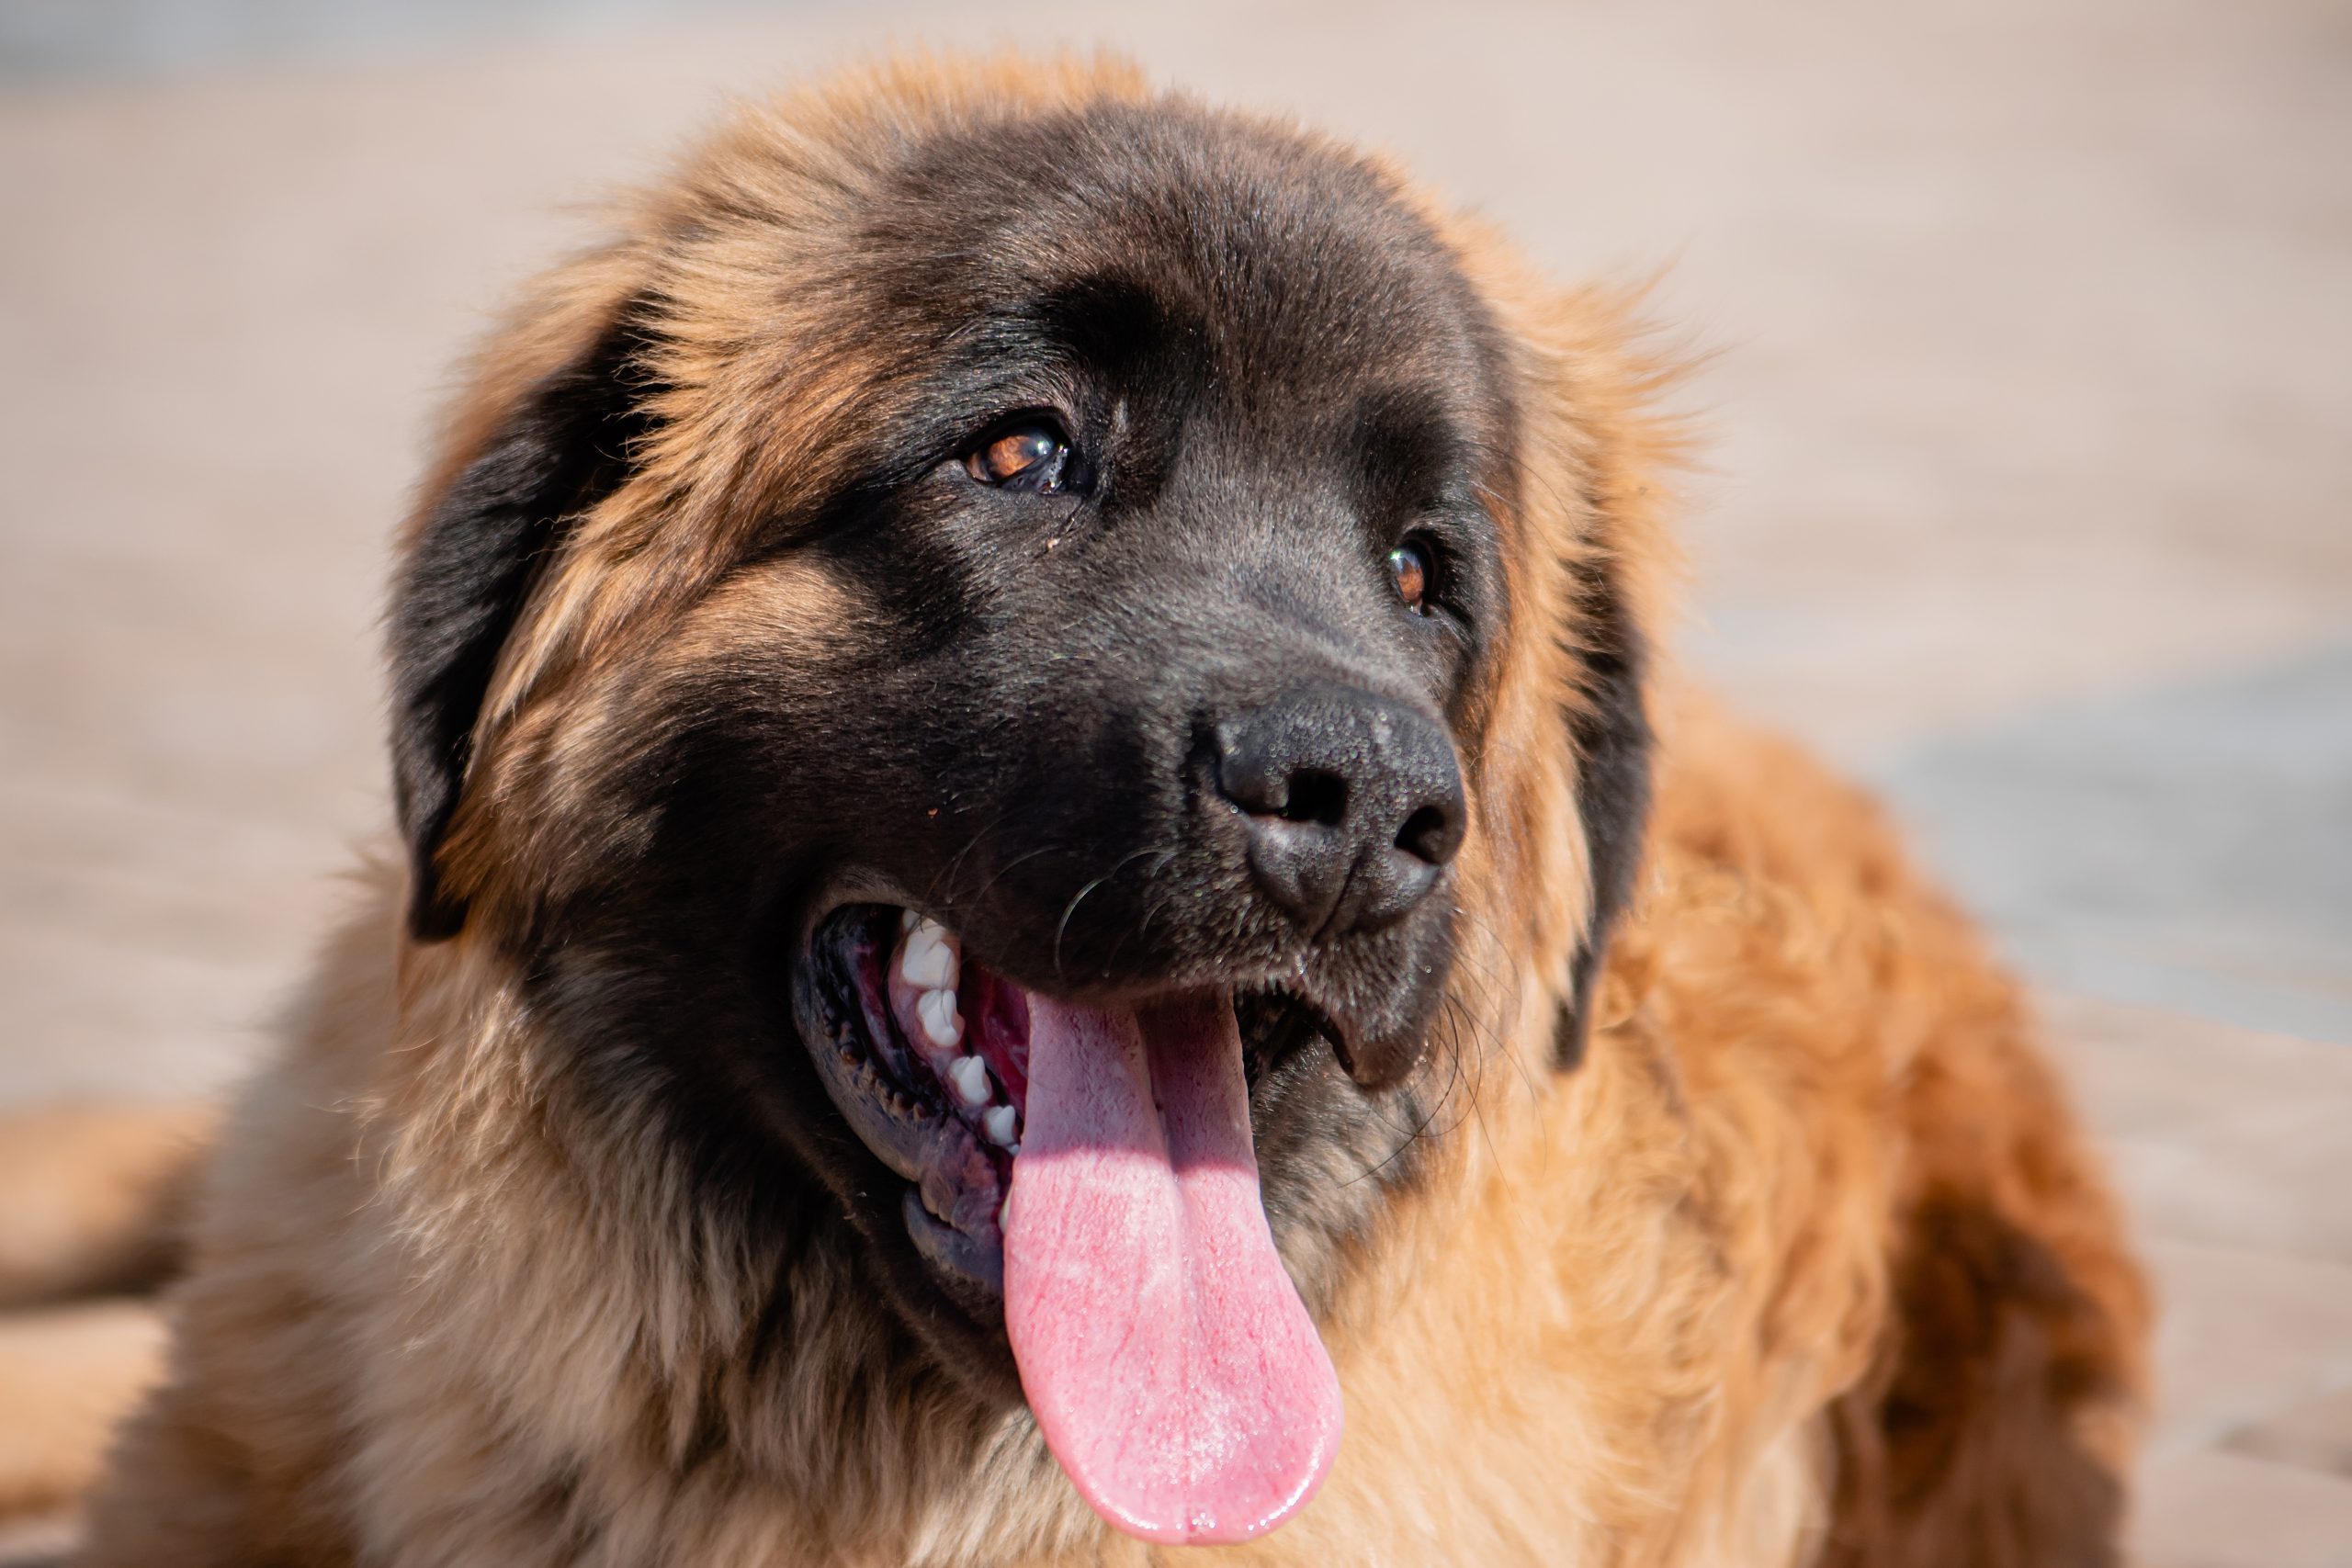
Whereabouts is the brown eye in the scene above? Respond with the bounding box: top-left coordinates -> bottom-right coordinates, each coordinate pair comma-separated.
965,422 -> 1070,492
1386,540 -> 1432,614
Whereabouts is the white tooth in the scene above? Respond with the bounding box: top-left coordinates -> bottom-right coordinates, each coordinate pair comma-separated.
899,920 -> 959,990
896,925 -> 935,986
917,987 -> 965,1049
1004,1142 -> 1020,1158
946,1055 -> 992,1107
899,908 -> 920,932
982,1105 -> 1019,1147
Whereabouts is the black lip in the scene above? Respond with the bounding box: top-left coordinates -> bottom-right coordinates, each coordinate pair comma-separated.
797,907 -> 961,1182
793,905 -> 1010,1280
780,902 -> 1021,1399
1236,985 -> 1351,1086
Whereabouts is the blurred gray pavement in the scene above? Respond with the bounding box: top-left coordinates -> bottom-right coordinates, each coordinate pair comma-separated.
3,3 -> 2348,1561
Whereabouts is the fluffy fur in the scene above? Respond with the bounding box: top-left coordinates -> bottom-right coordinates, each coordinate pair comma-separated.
3,57 -> 2145,1567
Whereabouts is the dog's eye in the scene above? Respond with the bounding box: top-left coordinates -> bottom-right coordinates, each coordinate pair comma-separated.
965,423 -> 1071,493
1386,539 -> 1433,615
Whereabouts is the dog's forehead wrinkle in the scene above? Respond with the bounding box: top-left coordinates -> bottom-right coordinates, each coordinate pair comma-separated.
875,114 -> 1477,391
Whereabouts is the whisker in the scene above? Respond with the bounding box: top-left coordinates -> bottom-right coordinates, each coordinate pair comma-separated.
1051,846 -> 1163,982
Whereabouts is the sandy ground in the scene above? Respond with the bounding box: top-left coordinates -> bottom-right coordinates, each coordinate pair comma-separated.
2,2 -> 2347,1561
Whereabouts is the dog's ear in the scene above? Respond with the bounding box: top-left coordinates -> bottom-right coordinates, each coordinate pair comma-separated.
388,290 -> 658,942
1481,278 -> 1676,1072
1554,559 -> 1652,1070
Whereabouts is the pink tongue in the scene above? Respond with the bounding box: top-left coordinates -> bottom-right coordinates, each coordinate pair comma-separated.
1002,994 -> 1341,1544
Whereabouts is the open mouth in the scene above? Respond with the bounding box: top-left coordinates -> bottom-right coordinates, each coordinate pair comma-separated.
795,902 -> 1347,1545
797,907 -> 1032,1291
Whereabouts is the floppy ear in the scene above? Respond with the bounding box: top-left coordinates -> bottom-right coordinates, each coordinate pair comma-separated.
1490,280 -> 1675,1073
388,292 -> 658,941
1554,558 -> 1653,1069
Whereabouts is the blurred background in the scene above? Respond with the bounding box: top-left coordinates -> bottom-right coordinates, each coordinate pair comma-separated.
2,2 -> 2346,1561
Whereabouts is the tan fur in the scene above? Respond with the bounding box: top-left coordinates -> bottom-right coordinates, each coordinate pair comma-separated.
6,57 -> 2145,1567
0,1104 -> 209,1311
0,1302 -> 169,1527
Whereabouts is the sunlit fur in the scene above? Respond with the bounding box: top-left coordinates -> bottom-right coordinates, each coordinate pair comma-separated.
0,56 -> 2145,1567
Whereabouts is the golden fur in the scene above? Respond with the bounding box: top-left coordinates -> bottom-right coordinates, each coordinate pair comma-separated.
0,57 -> 2146,1566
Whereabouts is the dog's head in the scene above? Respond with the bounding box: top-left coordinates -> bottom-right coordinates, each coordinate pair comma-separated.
388,59 -> 1669,1544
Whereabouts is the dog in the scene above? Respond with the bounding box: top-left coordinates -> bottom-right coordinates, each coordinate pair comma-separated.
1,55 -> 2149,1566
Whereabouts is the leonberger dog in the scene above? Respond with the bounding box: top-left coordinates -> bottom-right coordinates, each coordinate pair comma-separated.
0,56 -> 2149,1567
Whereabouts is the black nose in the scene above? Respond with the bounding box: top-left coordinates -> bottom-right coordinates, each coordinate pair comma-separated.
1214,685 -> 1466,937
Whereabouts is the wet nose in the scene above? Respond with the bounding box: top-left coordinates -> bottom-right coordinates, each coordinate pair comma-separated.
1213,685 -> 1466,937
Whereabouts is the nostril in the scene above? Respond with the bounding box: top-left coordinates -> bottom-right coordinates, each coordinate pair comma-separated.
1216,685 -> 1464,931
1396,803 -> 1459,866
1279,769 -> 1348,828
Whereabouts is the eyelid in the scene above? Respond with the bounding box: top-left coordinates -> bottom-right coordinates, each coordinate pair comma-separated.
973,405 -> 1070,445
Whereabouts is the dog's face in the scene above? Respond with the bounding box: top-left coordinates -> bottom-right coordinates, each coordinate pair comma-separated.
388,65 -> 1653,1544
